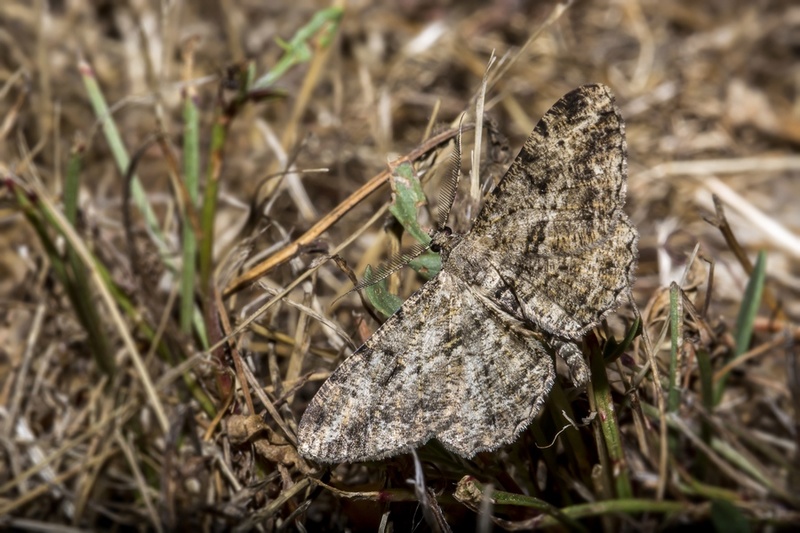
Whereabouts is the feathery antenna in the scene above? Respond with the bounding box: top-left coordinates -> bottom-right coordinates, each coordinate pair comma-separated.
436,116 -> 464,230
350,241 -> 432,294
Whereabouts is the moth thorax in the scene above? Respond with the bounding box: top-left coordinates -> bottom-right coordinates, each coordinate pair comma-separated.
429,226 -> 460,261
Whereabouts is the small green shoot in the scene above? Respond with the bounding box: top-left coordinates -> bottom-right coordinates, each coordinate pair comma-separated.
252,7 -> 344,90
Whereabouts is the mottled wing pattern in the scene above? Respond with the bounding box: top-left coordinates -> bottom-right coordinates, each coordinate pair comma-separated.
297,271 -> 555,463
461,84 -> 637,338
502,219 -> 637,338
298,84 -> 637,463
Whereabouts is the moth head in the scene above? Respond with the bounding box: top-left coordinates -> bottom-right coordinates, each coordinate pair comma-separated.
429,226 -> 459,260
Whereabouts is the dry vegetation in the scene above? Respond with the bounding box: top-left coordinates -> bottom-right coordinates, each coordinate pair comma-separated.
1,0 -> 799,531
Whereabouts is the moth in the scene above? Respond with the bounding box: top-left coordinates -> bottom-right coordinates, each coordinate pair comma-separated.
298,84 -> 638,463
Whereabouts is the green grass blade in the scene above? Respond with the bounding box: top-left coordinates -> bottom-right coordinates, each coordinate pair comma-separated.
13,180 -> 115,374
715,250 -> 767,404
604,315 -> 640,362
696,348 -> 714,477
63,138 -> 84,225
668,283 -> 682,413
181,88 -> 201,336
198,61 -> 257,299
455,476 -> 587,532
62,146 -> 115,373
456,477 -> 690,529
734,251 -> 767,357
198,109 -> 227,297
590,342 -> 633,499
78,59 -> 173,269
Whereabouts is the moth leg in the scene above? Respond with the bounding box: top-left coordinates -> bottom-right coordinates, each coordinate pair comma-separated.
553,340 -> 590,388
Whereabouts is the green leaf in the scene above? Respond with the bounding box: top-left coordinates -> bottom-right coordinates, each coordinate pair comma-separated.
408,251 -> 441,280
389,161 -> 431,245
364,265 -> 404,320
